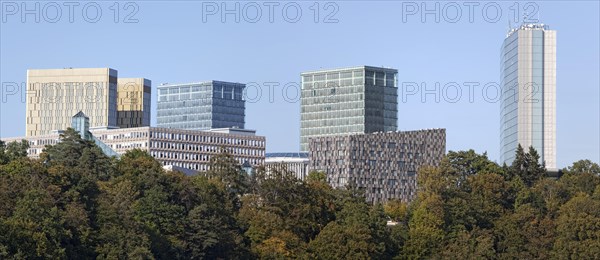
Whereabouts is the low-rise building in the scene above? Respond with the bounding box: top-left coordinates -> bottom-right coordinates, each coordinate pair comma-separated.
2,127 -> 266,172
265,152 -> 309,180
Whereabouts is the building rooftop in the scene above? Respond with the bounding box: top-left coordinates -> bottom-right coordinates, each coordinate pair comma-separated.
506,22 -> 550,38
157,80 -> 245,88
266,152 -> 309,158
206,127 -> 256,136
301,65 -> 398,75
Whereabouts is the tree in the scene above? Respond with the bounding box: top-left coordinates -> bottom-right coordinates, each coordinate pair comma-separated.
384,199 -> 408,223
493,204 -> 555,259
440,228 -> 495,259
2,140 -> 29,163
184,175 -> 248,259
559,171 -> 600,197
308,195 -> 391,259
464,173 -> 512,229
1,188 -> 68,258
509,145 -> 546,186
205,148 -> 247,192
441,150 -> 503,180
563,159 -> 600,175
553,193 -> 600,259
95,179 -> 153,259
0,140 -> 7,164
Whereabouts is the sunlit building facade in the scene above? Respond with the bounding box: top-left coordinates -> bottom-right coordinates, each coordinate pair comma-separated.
300,66 -> 398,151
309,129 -> 446,203
500,23 -> 556,169
265,152 -> 310,180
117,78 -> 151,128
26,68 -> 119,136
2,127 -> 266,172
157,81 -> 245,130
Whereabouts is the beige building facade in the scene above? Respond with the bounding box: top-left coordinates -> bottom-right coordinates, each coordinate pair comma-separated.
117,78 -> 151,128
26,68 -> 119,136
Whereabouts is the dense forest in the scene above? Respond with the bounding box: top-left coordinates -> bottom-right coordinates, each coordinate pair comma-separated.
1,128 -> 599,259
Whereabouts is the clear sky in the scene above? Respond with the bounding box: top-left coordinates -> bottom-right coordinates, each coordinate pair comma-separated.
1,1 -> 598,168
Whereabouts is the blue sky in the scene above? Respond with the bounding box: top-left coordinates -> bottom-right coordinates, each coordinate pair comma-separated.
1,1 -> 598,168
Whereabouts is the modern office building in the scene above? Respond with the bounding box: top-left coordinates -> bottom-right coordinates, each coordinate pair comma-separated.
500,23 -> 556,169
2,126 -> 265,172
25,68 -> 151,137
26,68 -> 119,136
157,81 -> 245,130
309,129 -> 446,203
117,78 -> 151,128
265,152 -> 310,180
300,66 -> 398,151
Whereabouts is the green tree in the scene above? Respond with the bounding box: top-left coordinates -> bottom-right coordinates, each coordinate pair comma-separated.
308,193 -> 391,259
440,228 -> 495,259
441,149 -> 503,180
509,145 -> 546,186
553,193 -> 600,259
183,175 -> 248,259
1,188 -> 68,258
3,139 -> 29,162
563,159 -> 600,175
0,140 -> 7,164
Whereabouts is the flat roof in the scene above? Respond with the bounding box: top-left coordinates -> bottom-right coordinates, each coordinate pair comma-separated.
266,152 -> 309,158
157,80 -> 245,88
301,65 -> 398,75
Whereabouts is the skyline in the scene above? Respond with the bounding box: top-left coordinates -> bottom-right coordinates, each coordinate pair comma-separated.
1,1 -> 599,168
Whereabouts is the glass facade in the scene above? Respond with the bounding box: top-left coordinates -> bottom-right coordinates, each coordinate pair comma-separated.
500,24 -> 556,169
300,66 -> 398,151
156,81 -> 245,130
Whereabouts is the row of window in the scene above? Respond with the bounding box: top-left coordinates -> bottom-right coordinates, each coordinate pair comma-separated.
150,141 -> 264,156
150,131 -> 265,147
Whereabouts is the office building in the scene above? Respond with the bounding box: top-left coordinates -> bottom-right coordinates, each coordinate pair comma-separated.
157,81 -> 245,130
117,78 -> 151,128
300,66 -> 398,151
26,68 -> 119,136
2,127 -> 265,172
500,23 -> 556,169
309,129 -> 446,203
265,152 -> 310,180
25,68 -> 151,136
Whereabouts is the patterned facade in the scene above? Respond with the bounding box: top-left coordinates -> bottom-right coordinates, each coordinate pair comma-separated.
500,23 -> 556,169
157,81 -> 245,130
26,68 -> 119,136
2,127 -> 265,173
117,78 -> 151,128
309,129 -> 446,204
300,66 -> 398,151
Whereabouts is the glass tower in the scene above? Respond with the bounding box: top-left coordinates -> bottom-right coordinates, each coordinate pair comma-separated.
300,66 -> 398,152
157,81 -> 245,130
500,23 -> 556,169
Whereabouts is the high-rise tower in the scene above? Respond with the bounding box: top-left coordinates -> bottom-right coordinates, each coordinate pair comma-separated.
300,66 -> 398,152
500,23 -> 556,169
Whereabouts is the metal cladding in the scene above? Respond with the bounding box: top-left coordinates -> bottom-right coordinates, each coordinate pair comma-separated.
309,129 -> 446,204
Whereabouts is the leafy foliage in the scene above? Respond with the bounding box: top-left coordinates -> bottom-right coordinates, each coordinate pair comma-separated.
0,141 -> 598,259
